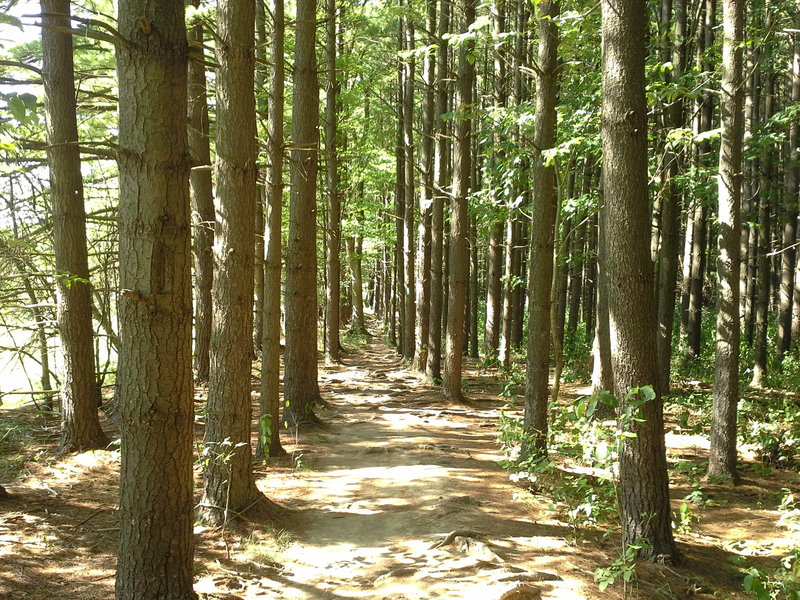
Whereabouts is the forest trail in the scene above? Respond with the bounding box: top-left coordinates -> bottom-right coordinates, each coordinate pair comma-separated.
1,336 -> 797,600
220,337 -> 590,600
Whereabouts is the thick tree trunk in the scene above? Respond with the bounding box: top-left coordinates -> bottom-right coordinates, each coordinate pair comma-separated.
187,19 -> 214,383
708,0 -> 744,483
41,0 -> 107,452
115,1 -> 196,597
426,0 -> 450,381
324,0 -> 341,364
285,0 -> 323,426
201,0 -> 264,523
259,0 -> 287,459
443,0 -> 475,402
523,0 -> 558,458
601,0 -> 677,560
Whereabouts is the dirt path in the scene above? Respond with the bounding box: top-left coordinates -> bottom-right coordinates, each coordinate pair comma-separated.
200,339 -> 588,600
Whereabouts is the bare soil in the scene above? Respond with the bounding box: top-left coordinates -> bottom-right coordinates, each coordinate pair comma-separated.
1,337 -> 798,599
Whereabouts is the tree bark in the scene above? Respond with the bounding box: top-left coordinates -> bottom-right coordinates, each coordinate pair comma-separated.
601,0 -> 677,560
187,18 -> 214,383
115,1 -> 196,596
707,0 -> 744,483
403,16 -> 416,362
523,0 -> 558,458
284,0 -> 323,426
443,0 -> 475,402
201,0 -> 264,523
259,0 -> 287,459
40,0 -> 107,452
426,0 -> 450,382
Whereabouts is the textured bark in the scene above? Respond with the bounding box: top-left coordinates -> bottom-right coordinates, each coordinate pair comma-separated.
566,212 -> 585,339
115,1 -> 196,597
187,19 -> 214,383
426,0 -> 450,382
41,0 -> 107,452
413,0 -> 436,371
601,0 -> 677,560
259,0 -> 287,459
778,32 -> 800,361
591,189 -> 614,395
523,0 -> 558,458
284,0 -> 323,425
403,18 -> 416,362
347,235 -> 367,332
751,172 -> 771,388
655,0 -> 686,394
324,0 -> 341,364
469,218 -> 479,358
201,0 -> 263,523
708,0 -> 743,483
395,20 -> 406,357
443,0 -> 475,402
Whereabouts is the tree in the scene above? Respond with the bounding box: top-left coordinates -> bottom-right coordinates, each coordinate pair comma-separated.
40,0 -> 107,452
442,0 -> 475,403
708,0 -> 744,482
284,0 -> 324,426
324,0 -> 342,364
200,0 -> 264,522
601,0 -> 677,560
187,12 -> 214,383
259,0 -> 288,458
114,0 -> 196,596
426,0 -> 450,382
523,0 -> 559,457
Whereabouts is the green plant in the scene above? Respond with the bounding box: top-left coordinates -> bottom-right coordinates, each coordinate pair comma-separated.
594,538 -> 651,593
741,550 -> 800,600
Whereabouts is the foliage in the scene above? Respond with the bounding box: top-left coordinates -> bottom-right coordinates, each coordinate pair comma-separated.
594,538 -> 651,593
740,395 -> 800,469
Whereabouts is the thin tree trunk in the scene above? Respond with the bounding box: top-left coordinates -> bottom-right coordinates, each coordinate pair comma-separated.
41,0 -> 107,451
284,0 -> 323,426
523,0 -> 559,458
259,0 -> 287,459
187,18 -> 214,383
708,0 -> 744,483
201,0 -> 264,523
443,0 -> 475,402
403,15 -> 416,362
324,0 -> 341,364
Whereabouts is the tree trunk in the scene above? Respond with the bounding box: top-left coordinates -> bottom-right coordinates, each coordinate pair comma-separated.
259,0 -> 287,459
523,0 -> 559,458
324,0 -> 341,364
347,235 -> 367,333
115,1 -> 196,596
41,0 -> 107,452
201,0 -> 264,523
708,0 -> 744,483
403,16 -> 416,362
469,217 -> 479,358
443,0 -> 475,402
426,0 -> 450,381
592,184 -> 614,394
601,0 -> 677,560
285,0 -> 323,426
187,19 -> 215,383
414,0 -> 435,371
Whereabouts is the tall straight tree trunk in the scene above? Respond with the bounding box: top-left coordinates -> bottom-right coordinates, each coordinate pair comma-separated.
403,17 -> 416,362
469,217 -> 479,358
591,187 -> 614,394
114,1 -> 195,596
324,0 -> 341,364
443,0 -> 475,402
751,168 -> 771,387
259,0 -> 287,459
395,18 -> 406,357
655,0 -> 686,393
523,0 -> 559,458
188,17 -> 214,383
285,0 -> 323,425
427,0 -> 450,381
201,0 -> 264,522
601,0 -> 677,560
347,235 -> 367,332
413,0 -> 436,371
708,0 -> 744,483
566,211 -> 585,339
41,0 -> 107,452
778,31 -> 800,362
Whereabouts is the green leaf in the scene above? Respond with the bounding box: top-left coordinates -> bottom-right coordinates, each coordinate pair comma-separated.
641,386 -> 656,401
0,14 -> 23,29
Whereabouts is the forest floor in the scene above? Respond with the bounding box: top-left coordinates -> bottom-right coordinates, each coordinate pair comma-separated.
1,335 -> 799,600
